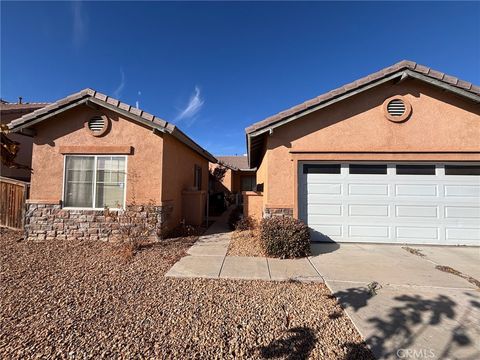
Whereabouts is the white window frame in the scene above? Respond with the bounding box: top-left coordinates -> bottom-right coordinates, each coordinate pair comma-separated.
62,154 -> 128,210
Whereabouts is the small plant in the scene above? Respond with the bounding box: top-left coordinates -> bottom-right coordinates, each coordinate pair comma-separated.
235,216 -> 257,231
402,246 -> 425,257
259,216 -> 310,259
367,281 -> 382,295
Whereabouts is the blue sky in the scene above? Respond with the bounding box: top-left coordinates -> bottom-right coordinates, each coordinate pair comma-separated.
1,1 -> 479,155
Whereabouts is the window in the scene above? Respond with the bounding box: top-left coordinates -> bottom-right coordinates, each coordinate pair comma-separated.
64,155 -> 126,208
445,165 -> 480,176
303,164 -> 341,174
241,175 -> 256,191
396,164 -> 436,175
349,164 -> 387,175
194,165 -> 202,190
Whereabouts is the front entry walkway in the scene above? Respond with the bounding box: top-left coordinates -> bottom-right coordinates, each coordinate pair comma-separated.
165,210 -> 323,282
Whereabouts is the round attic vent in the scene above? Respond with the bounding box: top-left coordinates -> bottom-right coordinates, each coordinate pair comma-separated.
387,99 -> 406,117
382,96 -> 412,122
85,115 -> 109,136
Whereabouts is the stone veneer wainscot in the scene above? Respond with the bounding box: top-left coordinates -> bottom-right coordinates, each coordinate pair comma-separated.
24,203 -> 172,241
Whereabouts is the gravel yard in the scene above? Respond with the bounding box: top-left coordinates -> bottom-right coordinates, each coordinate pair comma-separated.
1,228 -> 372,359
227,229 -> 265,257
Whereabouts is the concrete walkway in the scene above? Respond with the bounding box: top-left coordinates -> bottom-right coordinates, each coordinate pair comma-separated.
165,210 -> 323,282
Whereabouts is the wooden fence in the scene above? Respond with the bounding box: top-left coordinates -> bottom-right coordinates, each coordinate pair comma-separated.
0,176 -> 30,230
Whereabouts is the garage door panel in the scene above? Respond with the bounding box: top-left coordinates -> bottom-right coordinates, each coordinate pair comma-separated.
395,184 -> 437,196
307,183 -> 342,195
301,162 -> 480,245
309,224 -> 343,237
348,184 -> 389,195
445,206 -> 480,219
445,185 -> 480,197
396,227 -> 439,240
348,204 -> 389,216
396,205 -> 438,218
446,228 -> 480,241
349,225 -> 389,238
307,204 -> 342,216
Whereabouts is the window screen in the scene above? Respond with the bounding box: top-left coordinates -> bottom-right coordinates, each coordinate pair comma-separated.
64,156 -> 126,208
396,165 -> 436,175
194,165 -> 202,190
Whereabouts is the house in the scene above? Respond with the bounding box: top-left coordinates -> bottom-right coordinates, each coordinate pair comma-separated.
7,89 -> 216,241
1,98 -> 49,181
244,60 -> 480,245
209,155 -> 256,202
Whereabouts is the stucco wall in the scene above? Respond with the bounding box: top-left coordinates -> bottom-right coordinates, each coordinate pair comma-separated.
161,134 -> 209,227
29,105 -> 163,204
261,79 -> 480,214
243,191 -> 263,221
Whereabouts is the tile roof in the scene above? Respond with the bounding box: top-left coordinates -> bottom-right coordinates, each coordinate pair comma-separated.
0,102 -> 49,113
216,155 -> 251,170
7,88 -> 216,163
246,60 -> 480,135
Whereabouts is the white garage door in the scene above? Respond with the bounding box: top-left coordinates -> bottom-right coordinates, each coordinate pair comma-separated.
299,163 -> 480,245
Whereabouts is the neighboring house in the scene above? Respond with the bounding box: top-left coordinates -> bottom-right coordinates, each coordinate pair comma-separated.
1,99 -> 49,181
210,155 -> 257,196
7,89 -> 216,241
244,60 -> 480,245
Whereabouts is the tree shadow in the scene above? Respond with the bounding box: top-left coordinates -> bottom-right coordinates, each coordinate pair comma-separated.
342,341 -> 375,360
332,287 -> 480,359
367,294 -> 461,359
333,286 -> 374,312
257,327 -> 316,360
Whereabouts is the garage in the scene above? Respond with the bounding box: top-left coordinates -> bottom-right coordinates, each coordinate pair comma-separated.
299,163 -> 480,245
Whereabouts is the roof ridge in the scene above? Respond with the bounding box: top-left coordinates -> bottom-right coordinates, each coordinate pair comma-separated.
7,88 -> 217,163
246,60 -> 479,134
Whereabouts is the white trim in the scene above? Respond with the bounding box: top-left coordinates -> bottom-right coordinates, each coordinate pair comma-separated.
62,154 -> 128,210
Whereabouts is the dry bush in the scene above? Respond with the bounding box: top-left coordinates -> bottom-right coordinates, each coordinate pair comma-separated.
235,216 -> 257,231
260,216 -> 311,259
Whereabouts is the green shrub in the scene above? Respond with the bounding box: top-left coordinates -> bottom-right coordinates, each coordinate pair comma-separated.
260,216 -> 310,258
235,216 -> 257,231
228,206 -> 243,230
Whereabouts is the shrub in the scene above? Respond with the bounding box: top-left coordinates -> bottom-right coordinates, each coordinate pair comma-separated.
228,206 -> 243,230
260,216 -> 310,258
235,216 -> 257,231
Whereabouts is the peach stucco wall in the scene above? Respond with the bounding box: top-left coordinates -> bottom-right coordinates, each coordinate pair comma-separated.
162,134 -> 209,226
28,104 -> 210,228
260,79 -> 480,215
30,105 -> 163,204
243,191 -> 263,221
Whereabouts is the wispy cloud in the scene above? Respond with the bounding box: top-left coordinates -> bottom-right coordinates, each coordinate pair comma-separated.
175,86 -> 204,126
113,68 -> 126,98
72,1 -> 87,49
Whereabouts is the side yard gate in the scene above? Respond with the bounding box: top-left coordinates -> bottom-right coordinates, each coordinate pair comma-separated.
0,177 -> 30,230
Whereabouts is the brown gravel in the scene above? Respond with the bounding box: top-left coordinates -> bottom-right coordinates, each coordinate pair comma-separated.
1,228 -> 372,359
227,229 -> 265,257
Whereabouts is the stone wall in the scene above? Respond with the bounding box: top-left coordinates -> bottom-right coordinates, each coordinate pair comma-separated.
264,207 -> 294,217
24,203 -> 172,241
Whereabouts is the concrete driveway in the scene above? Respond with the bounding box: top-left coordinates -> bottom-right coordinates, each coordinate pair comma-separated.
309,243 -> 480,359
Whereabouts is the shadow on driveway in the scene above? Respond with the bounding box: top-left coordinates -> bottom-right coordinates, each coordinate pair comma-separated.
332,286 -> 480,359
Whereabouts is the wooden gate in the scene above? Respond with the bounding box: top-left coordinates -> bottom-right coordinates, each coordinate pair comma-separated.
0,177 -> 30,230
